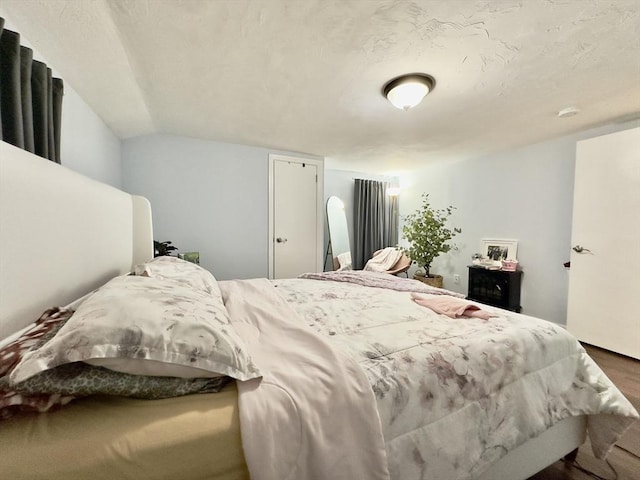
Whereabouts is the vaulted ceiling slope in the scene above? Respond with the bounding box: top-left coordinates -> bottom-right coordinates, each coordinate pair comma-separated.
3,0 -> 639,172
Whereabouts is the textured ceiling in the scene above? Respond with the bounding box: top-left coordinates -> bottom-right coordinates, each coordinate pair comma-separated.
2,0 -> 639,173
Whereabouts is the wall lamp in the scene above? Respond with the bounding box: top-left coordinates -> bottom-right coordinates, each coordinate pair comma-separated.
383,73 -> 435,111
387,187 -> 401,197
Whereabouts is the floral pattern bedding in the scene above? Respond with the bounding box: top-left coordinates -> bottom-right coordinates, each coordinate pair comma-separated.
11,275 -> 261,383
273,278 -> 638,480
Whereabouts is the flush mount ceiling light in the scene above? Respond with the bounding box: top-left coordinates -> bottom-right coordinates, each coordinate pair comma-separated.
383,73 -> 435,111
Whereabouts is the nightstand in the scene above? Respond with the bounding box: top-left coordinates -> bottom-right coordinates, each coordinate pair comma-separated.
467,266 -> 522,312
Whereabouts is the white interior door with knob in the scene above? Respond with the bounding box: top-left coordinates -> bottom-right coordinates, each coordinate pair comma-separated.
269,154 -> 323,279
566,127 -> 640,359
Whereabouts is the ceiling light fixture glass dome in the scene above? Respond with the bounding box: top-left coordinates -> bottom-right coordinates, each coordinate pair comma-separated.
383,74 -> 436,111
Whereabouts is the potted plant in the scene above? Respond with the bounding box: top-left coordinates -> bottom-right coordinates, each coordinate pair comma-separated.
401,193 -> 461,288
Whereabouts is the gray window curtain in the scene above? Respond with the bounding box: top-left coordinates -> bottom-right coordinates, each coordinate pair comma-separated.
353,179 -> 399,270
0,20 -> 64,163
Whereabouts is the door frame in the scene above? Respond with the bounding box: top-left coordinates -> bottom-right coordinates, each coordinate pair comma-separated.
268,154 -> 324,279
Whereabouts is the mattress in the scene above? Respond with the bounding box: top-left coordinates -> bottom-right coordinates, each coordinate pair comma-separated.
0,382 -> 248,480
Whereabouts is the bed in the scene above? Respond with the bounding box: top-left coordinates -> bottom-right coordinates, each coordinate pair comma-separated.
0,140 -> 637,480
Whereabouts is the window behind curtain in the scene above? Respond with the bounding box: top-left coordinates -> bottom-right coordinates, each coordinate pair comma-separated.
0,19 -> 64,163
353,179 -> 399,270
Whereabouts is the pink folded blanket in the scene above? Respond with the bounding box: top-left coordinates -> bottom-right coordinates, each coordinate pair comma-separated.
411,293 -> 497,320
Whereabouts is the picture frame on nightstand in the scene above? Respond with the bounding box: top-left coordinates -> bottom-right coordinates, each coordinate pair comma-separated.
480,239 -> 518,263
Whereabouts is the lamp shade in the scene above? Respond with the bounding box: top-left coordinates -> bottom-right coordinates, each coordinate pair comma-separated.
383,74 -> 435,111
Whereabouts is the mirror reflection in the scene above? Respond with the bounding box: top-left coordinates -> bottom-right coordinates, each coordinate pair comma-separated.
326,196 -> 351,270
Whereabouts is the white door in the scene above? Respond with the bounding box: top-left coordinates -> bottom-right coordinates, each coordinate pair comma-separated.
269,155 -> 323,279
567,127 -> 640,359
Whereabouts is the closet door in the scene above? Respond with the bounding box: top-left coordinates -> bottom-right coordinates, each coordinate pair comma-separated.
567,127 -> 640,359
268,154 -> 324,279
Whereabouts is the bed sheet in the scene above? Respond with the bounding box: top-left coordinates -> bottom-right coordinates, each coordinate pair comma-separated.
273,278 -> 638,480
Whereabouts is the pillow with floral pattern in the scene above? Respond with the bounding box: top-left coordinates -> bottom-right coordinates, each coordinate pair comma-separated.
11,275 -> 261,383
134,255 -> 221,298
1,306 -> 235,421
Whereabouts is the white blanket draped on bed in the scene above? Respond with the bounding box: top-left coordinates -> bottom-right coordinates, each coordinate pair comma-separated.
219,278 -> 390,480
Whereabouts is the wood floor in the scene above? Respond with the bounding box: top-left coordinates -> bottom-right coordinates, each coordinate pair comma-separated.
528,344 -> 640,480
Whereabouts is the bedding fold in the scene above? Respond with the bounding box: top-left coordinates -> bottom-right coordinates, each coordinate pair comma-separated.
220,278 -> 390,480
299,270 -> 465,297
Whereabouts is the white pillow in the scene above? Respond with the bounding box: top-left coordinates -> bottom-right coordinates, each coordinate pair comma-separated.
85,358 -> 225,378
134,256 -> 221,298
11,275 -> 261,383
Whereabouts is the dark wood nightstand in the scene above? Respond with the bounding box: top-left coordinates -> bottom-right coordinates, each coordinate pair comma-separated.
467,266 -> 522,312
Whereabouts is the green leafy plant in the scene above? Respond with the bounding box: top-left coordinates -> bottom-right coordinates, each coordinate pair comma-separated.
401,193 -> 461,277
154,240 -> 178,257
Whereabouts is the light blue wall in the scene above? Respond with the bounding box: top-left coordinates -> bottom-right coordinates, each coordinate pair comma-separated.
122,134 -> 321,280
399,119 -> 640,325
60,86 -> 122,188
0,10 -> 122,188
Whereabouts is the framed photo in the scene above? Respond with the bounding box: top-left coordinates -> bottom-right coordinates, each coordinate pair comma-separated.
481,239 -> 518,262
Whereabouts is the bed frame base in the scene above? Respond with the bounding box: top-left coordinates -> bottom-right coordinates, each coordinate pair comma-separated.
476,416 -> 587,480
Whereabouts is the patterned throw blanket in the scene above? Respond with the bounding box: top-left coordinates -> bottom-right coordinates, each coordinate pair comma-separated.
299,270 -> 466,298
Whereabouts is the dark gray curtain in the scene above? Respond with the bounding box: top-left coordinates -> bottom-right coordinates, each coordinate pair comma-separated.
52,77 -> 63,162
0,21 -> 63,163
20,45 -> 34,153
0,28 -> 23,148
385,194 -> 399,247
353,179 -> 399,270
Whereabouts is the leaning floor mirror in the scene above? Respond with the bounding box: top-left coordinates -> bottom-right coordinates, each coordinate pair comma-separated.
326,196 -> 352,270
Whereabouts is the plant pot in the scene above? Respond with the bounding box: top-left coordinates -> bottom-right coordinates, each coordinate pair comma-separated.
413,273 -> 443,289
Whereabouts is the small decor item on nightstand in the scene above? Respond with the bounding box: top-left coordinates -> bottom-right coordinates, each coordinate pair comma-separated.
471,253 -> 499,269
178,252 -> 200,265
501,259 -> 518,272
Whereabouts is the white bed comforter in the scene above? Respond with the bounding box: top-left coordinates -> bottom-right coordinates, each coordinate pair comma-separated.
270,277 -> 638,480
220,279 -> 390,480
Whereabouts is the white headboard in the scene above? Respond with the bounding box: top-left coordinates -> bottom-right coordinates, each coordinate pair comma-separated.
0,141 -> 153,339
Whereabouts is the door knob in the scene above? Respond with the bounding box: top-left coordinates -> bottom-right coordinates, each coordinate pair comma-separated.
572,245 -> 592,254
276,237 -> 288,243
